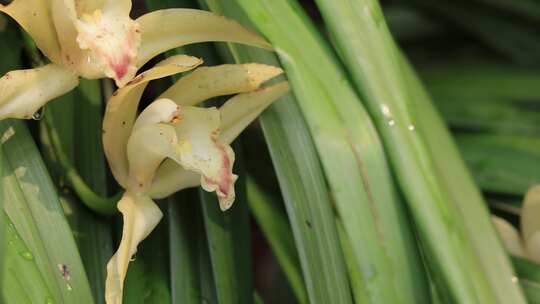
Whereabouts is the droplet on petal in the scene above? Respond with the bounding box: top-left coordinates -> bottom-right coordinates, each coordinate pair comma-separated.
76,9 -> 141,87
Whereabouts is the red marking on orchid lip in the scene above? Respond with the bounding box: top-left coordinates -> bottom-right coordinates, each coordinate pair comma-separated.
107,51 -> 133,82
111,62 -> 127,79
203,135 -> 235,202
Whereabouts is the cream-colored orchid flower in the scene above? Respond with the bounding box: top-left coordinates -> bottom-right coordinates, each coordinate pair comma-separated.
101,54 -> 289,304
493,185 -> 540,263
0,0 -> 271,119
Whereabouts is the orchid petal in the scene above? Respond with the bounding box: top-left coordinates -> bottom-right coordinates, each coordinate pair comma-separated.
50,0 -> 140,85
102,55 -> 202,187
72,0 -> 105,16
127,99 -> 184,193
50,0 -> 81,65
0,0 -> 61,62
132,98 -> 180,132
159,63 -> 283,106
75,0 -> 140,86
105,192 -> 163,304
148,162 -> 200,199
168,106 -> 238,210
521,185 -> 540,256
136,9 -> 272,68
148,82 -> 288,200
126,123 -> 187,193
0,64 -> 79,120
219,82 -> 289,144
492,216 -> 526,258
526,231 -> 540,264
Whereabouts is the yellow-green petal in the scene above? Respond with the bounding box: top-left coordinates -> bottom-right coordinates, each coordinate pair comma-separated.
149,162 -> 200,199
105,192 -> 163,304
521,185 -> 540,241
0,0 -> 61,62
169,106 -> 238,211
75,0 -> 141,86
148,82 -> 288,200
126,123 -> 185,193
102,55 -> 202,187
492,216 -> 526,258
136,9 -> 272,68
0,64 -> 79,120
219,81 -> 289,144
159,63 -> 283,106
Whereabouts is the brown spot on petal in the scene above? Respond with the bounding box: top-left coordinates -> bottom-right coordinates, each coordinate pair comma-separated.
127,74 -> 144,86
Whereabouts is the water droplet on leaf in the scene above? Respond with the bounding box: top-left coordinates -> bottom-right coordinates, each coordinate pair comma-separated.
32,107 -> 45,120
19,251 -> 34,261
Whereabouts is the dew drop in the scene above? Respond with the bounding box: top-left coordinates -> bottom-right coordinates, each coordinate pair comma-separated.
408,125 -> 415,131
8,240 -> 13,245
66,283 -> 73,291
19,251 -> 34,261
388,120 -> 395,126
44,296 -> 55,304
32,107 -> 45,120
511,276 -> 518,283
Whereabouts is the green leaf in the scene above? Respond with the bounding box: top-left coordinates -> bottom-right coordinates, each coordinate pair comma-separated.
41,78 -> 113,304
311,0 -> 525,301
456,134 -> 540,195
400,57 -> 526,302
199,157 -> 252,304
3,215 -> 52,303
1,120 -> 94,303
167,191 -> 203,304
199,1 -> 353,303
421,64 -> 540,136
246,177 -> 307,304
409,0 -> 540,64
512,256 -> 540,303
0,17 -> 25,291
208,0 -> 428,303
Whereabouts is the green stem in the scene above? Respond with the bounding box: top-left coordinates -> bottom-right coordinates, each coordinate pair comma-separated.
43,113 -> 119,215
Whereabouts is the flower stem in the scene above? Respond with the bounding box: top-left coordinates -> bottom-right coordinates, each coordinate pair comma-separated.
43,112 -> 120,215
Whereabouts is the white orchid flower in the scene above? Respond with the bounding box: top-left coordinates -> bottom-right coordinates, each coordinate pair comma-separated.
0,0 -> 270,119
101,54 -> 289,304
493,185 -> 540,263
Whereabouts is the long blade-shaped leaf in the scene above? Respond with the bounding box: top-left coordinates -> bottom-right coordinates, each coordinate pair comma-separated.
167,191 -> 202,304
208,0 -> 428,303
246,177 -> 307,304
456,134 -> 540,195
3,215 -> 51,303
513,256 -> 540,303
41,78 -> 113,304
421,64 -> 540,136
199,1 -> 352,303
1,120 -> 94,303
400,56 -> 525,301
0,18 -> 26,290
312,0 -> 525,301
199,153 -> 252,304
